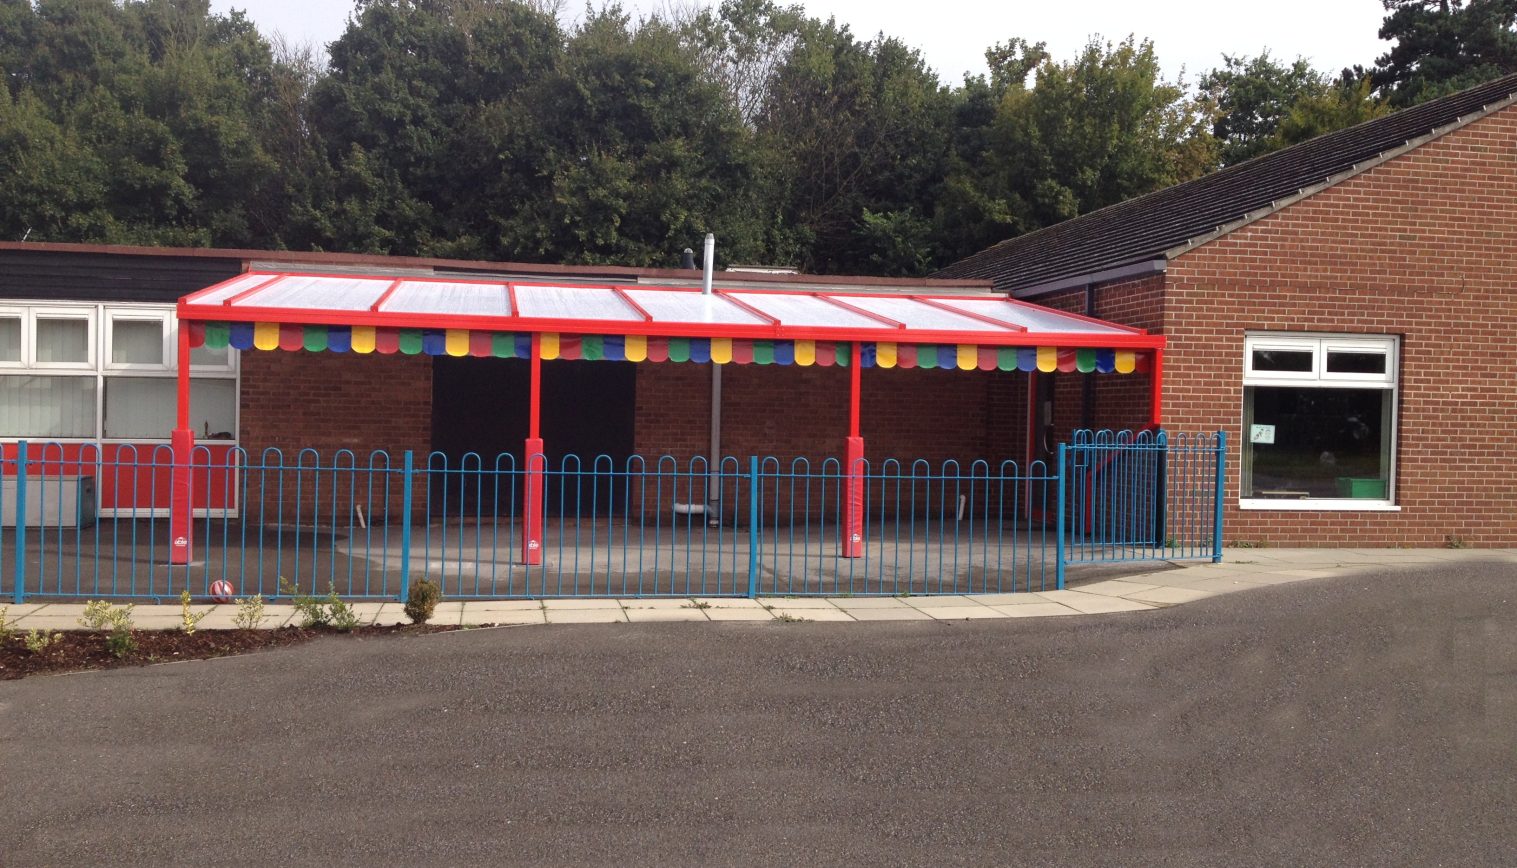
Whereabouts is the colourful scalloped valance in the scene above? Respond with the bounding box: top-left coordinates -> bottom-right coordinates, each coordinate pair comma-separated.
187,322 -> 1150,374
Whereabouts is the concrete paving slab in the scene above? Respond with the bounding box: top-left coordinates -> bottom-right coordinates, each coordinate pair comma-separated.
463,600 -> 545,615
703,608 -> 776,621
990,603 -> 1080,617
913,606 -> 1007,620
541,599 -> 624,611
545,609 -> 627,624
758,597 -> 841,610
1042,594 -> 1154,615
624,608 -> 709,623
841,607 -> 932,621
768,608 -> 854,622
963,593 -> 1049,605
1,604 -> 49,619
1125,586 -> 1215,605
692,597 -> 766,609
369,604 -> 413,627
903,596 -> 986,609
826,596 -> 911,609
618,598 -> 700,610
9,616 -> 89,631
470,610 -> 547,626
1074,580 -> 1160,597
1178,577 -> 1268,594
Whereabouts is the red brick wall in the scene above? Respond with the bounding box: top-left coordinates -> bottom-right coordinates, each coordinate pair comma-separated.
1161,104 -> 1517,546
238,350 -> 433,518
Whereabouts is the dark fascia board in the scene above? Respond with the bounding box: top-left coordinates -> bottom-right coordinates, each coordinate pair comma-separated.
1012,259 -> 1167,298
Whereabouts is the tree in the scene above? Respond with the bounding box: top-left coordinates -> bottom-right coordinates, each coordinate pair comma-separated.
1373,0 -> 1517,106
1199,52 -> 1330,166
496,6 -> 766,266
1272,76 -> 1391,147
940,35 -> 1215,255
753,18 -> 954,274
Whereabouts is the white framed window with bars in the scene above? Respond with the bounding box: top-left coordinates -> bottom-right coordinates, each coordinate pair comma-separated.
1241,333 -> 1398,510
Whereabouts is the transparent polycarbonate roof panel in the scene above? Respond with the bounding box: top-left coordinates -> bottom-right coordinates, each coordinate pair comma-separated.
382,281 -> 512,317
512,284 -> 643,322
728,293 -> 884,329
839,296 -> 1011,332
236,276 -> 393,312
622,290 -> 768,326
933,298 -> 1133,334
192,273 -> 280,305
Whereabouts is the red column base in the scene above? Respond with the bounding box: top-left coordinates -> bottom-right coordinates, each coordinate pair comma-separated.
169,428 -> 195,565
523,437 -> 544,566
842,436 -> 865,558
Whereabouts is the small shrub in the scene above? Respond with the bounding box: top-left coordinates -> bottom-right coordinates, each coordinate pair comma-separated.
280,578 -> 331,628
404,579 -> 442,624
80,600 -> 136,659
80,599 -> 134,631
105,629 -> 136,659
22,628 -> 62,654
280,578 -> 359,630
179,590 -> 209,635
0,606 -> 13,643
232,595 -> 268,630
328,590 -> 361,632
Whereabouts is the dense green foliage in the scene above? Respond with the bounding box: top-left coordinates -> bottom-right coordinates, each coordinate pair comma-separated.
0,0 -> 1512,273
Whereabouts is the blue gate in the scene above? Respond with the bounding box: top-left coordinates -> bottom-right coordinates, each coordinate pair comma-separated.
1,431 -> 1223,602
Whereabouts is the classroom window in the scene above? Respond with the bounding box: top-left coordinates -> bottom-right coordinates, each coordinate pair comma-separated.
1241,335 -> 1397,507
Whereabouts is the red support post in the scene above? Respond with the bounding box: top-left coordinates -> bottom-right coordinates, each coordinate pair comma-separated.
842,341 -> 865,558
1149,348 -> 1164,428
170,317 -> 195,565
523,333 -> 545,566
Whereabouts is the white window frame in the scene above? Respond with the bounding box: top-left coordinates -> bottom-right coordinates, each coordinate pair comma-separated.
1240,332 -> 1399,512
0,306 -> 26,368
103,308 -> 172,372
29,307 -> 96,370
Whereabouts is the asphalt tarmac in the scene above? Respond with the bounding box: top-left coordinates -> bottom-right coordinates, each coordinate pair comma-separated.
3,563 -> 1515,866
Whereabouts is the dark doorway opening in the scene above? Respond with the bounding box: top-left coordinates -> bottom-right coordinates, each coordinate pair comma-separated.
431,357 -> 637,513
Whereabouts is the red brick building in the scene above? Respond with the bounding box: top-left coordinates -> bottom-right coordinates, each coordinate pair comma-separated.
938,73 -> 1517,547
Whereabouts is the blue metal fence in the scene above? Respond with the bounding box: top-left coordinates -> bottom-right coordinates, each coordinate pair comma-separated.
1,430 -> 1224,602
1059,429 -> 1226,583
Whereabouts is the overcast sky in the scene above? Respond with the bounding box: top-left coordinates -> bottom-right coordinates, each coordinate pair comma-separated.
213,0 -> 1392,84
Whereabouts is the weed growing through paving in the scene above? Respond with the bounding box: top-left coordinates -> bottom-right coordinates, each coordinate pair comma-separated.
232,595 -> 269,630
179,590 -> 210,635
22,628 -> 61,655
682,600 -> 712,610
1445,535 -> 1468,549
775,613 -> 805,623
404,578 -> 442,624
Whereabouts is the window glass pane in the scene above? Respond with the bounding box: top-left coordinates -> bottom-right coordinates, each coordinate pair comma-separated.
1251,349 -> 1313,373
1243,386 -> 1391,499
111,319 -> 164,365
35,318 -> 89,364
1325,351 -> 1386,375
104,377 -> 236,440
191,344 -> 231,367
0,316 -> 19,362
0,376 -> 97,437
